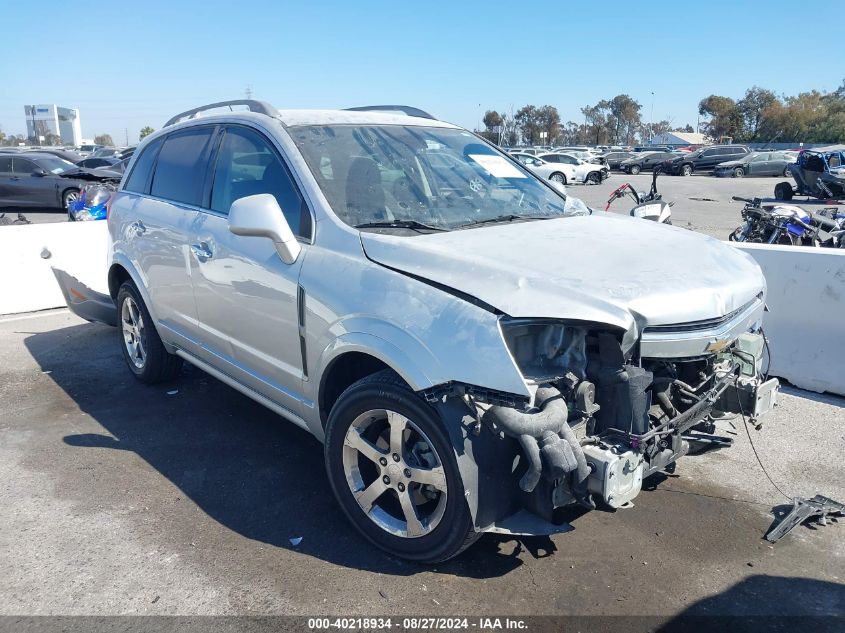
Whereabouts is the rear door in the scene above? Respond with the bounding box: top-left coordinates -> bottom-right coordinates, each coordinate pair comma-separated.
0,156 -> 13,203
11,157 -> 53,206
120,126 -> 216,353
190,124 -> 312,414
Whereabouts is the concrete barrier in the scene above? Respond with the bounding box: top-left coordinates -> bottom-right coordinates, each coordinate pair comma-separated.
732,242 -> 845,396
0,221 -> 109,315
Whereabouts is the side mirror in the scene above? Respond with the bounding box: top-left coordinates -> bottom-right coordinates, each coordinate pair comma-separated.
32,168 -> 47,177
228,194 -> 301,264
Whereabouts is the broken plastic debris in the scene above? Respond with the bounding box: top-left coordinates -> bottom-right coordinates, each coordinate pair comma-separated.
289,537 -> 303,546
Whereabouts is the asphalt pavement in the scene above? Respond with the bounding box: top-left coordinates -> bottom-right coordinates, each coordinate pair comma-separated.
1,309 -> 843,622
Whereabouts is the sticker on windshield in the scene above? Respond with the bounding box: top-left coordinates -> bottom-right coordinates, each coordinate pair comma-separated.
468,154 -> 526,179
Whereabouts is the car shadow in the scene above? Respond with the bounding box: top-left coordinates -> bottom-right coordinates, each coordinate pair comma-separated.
26,321 -> 562,579
656,575 -> 845,631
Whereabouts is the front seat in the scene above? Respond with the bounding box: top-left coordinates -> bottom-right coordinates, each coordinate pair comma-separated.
345,157 -> 386,225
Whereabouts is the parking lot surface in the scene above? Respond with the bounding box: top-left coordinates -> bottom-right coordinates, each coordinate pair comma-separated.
1,309 -> 843,619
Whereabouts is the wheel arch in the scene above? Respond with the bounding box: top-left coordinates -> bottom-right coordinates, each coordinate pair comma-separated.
315,333 -> 437,430
107,256 -> 161,329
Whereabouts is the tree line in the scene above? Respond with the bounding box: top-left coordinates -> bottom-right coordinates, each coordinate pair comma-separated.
480,95 -> 691,147
480,79 -> 845,147
698,80 -> 845,143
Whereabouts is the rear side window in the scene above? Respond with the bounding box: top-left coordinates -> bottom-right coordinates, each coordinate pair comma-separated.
210,126 -> 312,238
0,157 -> 13,175
150,127 -> 215,206
124,137 -> 163,194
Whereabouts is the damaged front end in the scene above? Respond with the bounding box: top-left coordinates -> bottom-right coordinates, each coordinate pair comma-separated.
427,311 -> 778,533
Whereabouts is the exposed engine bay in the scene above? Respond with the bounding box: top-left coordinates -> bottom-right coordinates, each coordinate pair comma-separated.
429,321 -> 779,528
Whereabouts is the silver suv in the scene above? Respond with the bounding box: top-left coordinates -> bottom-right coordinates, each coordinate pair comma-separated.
62,100 -> 778,563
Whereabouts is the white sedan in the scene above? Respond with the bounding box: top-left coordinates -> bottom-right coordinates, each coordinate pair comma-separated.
510,152 -> 577,185
539,153 -> 609,184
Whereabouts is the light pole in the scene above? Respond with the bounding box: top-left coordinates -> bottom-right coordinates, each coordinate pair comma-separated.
649,92 -> 655,144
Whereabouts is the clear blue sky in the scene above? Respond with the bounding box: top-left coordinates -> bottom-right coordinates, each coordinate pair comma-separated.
2,0 -> 843,144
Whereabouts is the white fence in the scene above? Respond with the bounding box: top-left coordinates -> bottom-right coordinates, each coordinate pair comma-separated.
732,243 -> 845,396
0,221 -> 109,315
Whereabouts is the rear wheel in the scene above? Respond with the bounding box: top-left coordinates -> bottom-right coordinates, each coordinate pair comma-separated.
681,164 -> 693,176
116,281 -> 183,383
549,172 -> 567,185
774,182 -> 794,201
733,167 -> 745,178
325,370 -> 478,563
629,165 -> 641,175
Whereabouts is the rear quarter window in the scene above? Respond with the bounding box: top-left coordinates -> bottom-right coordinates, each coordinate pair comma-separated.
123,137 -> 163,195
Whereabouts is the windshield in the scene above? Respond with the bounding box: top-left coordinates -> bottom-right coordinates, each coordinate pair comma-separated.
291,125 -> 574,231
38,157 -> 76,174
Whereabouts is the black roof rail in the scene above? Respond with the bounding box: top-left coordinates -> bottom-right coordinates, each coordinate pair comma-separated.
344,105 -> 436,120
164,100 -> 278,127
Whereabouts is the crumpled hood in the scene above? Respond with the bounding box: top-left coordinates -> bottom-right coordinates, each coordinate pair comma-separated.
360,214 -> 766,333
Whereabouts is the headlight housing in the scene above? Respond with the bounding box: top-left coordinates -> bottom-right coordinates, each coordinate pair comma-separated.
500,319 -> 588,383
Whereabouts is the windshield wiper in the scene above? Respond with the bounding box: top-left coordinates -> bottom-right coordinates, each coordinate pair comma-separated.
456,214 -> 557,229
355,219 -> 449,232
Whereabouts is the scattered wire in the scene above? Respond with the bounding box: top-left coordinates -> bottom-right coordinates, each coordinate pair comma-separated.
735,379 -> 791,501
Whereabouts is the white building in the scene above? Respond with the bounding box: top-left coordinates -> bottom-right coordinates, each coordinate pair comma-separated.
24,104 -> 83,146
651,131 -> 708,147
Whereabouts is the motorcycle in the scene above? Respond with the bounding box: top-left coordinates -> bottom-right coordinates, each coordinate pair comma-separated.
729,196 -> 845,247
68,182 -> 117,221
605,166 -> 673,224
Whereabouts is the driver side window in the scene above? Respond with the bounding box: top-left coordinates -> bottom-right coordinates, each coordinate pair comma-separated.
211,126 -> 312,239
13,158 -> 37,175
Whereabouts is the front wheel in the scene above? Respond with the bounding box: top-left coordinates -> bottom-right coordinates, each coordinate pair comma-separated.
629,165 -> 641,175
774,182 -> 794,201
549,172 -> 567,185
63,189 -> 80,220
324,371 -> 478,563
586,171 -> 601,184
733,167 -> 745,178
681,164 -> 693,176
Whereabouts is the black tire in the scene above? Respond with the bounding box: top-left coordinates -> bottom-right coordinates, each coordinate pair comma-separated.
783,166 -> 792,177
681,164 -> 693,176
630,165 -> 641,175
774,182 -> 794,201
733,167 -> 744,178
549,172 -> 567,185
324,370 -> 478,563
116,280 -> 183,384
63,189 -> 80,219
586,171 -> 601,185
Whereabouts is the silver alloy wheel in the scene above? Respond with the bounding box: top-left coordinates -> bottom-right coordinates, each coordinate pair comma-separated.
550,173 -> 565,183
342,409 -> 448,538
121,296 -> 146,369
64,190 -> 80,209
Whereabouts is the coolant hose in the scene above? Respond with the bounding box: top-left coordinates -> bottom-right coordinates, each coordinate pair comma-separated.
537,387 -> 592,494
517,434 -> 542,493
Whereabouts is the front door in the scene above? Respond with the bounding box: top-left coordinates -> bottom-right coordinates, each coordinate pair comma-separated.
190,124 -> 313,416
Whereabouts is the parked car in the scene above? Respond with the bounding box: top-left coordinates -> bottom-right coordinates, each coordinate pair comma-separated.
76,156 -> 121,169
633,145 -> 671,153
663,145 -> 751,176
25,148 -> 83,163
712,152 -> 796,178
538,153 -> 609,183
77,144 -> 103,158
619,151 -> 677,175
511,152 -> 576,184
90,147 -> 121,158
774,145 -> 845,200
0,152 -> 87,210
600,151 -> 634,170
56,100 -> 777,563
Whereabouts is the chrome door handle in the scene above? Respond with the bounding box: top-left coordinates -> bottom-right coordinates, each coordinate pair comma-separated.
191,242 -> 213,261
